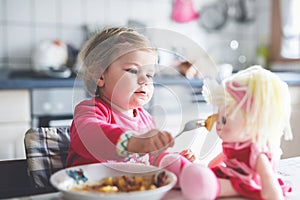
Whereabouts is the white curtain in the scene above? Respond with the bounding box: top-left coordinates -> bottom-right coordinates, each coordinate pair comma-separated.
280,0 -> 300,59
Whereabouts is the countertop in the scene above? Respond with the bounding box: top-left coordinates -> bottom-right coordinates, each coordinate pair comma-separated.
0,69 -> 299,90
0,69 -> 82,89
272,71 -> 300,85
0,69 -> 204,89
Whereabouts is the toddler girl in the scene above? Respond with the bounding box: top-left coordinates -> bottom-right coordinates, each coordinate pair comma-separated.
66,27 -> 195,167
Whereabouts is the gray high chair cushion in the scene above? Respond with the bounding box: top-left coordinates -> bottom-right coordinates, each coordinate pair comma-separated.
24,127 -> 70,188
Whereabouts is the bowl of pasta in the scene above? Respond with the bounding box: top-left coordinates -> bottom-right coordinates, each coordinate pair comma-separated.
50,162 -> 177,200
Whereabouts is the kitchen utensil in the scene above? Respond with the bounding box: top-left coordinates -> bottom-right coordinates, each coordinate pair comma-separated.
32,40 -> 68,71
174,114 -> 217,139
231,0 -> 255,23
32,39 -> 72,78
198,1 -> 228,32
198,0 -> 255,32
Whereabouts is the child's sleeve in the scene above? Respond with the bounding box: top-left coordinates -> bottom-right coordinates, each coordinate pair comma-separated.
70,100 -> 134,161
73,100 -> 126,143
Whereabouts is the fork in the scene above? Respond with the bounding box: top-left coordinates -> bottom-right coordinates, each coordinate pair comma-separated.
174,119 -> 206,139
174,114 -> 218,139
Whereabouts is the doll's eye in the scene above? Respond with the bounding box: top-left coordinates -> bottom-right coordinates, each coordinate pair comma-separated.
221,116 -> 226,125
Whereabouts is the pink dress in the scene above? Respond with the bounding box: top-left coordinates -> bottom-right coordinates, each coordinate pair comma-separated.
211,142 -> 292,199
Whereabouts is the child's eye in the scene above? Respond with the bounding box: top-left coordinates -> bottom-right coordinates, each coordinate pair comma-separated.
221,116 -> 226,125
146,74 -> 154,79
125,68 -> 138,74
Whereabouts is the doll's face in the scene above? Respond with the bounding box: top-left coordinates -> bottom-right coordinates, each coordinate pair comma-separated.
216,104 -> 250,143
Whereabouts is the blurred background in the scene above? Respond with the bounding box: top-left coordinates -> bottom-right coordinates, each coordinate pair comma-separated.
0,0 -> 290,71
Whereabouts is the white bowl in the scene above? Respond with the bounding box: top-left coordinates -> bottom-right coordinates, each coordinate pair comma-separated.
50,163 -> 177,200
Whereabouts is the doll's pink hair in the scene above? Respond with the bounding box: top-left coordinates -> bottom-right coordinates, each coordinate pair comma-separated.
225,81 -> 253,113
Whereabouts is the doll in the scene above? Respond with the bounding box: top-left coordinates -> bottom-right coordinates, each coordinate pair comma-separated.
160,66 -> 293,200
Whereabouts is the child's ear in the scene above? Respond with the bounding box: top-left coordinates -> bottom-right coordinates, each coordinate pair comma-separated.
97,76 -> 105,87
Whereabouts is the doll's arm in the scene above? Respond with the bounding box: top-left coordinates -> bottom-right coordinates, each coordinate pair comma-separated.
256,154 -> 284,200
208,152 -> 224,168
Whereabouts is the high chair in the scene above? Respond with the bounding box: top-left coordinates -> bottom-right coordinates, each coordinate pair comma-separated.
24,127 -> 70,188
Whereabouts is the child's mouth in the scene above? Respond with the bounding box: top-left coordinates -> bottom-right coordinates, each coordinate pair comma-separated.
135,87 -> 147,94
135,91 -> 146,95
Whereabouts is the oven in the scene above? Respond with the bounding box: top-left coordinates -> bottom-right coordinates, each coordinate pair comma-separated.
31,88 -> 87,127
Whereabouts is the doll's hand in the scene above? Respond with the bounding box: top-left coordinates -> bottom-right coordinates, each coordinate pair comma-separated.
127,129 -> 174,155
180,149 -> 196,163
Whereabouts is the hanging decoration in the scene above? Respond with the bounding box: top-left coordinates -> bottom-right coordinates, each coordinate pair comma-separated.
171,0 -> 199,23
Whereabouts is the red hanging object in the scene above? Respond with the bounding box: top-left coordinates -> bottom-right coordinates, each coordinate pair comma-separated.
172,0 -> 199,23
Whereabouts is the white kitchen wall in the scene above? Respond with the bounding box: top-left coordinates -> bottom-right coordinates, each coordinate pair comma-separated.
0,0 -> 271,70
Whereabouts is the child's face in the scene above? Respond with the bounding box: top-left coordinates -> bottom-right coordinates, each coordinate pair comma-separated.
216,104 -> 250,143
100,50 -> 157,111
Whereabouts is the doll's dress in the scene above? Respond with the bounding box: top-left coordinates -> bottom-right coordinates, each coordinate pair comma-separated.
211,141 -> 292,199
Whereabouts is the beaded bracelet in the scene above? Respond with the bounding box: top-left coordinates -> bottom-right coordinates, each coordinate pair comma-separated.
116,131 -> 135,157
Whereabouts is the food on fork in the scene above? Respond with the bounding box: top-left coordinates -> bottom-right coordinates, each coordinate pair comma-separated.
205,114 -> 218,131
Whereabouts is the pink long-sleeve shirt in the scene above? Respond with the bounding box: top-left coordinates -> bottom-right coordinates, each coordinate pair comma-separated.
66,97 -> 155,167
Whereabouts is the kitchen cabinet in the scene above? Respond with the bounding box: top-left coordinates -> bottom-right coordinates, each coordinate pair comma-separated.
281,86 -> 300,158
0,90 -> 31,160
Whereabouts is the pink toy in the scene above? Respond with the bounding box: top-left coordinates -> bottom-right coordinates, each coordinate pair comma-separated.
180,164 -> 219,200
171,0 -> 199,23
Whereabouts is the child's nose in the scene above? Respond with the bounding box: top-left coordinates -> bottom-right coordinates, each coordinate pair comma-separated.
138,74 -> 148,85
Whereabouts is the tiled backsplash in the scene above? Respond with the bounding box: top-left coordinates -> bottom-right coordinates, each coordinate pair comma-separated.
0,0 -> 270,71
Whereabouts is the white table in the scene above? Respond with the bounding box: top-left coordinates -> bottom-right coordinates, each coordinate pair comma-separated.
5,157 -> 300,200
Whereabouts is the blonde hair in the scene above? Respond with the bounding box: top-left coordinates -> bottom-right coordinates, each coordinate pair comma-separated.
79,27 -> 155,96
204,66 -> 292,152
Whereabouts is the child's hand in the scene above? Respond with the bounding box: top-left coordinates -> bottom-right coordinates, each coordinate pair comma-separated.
127,129 -> 174,155
180,149 -> 196,163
